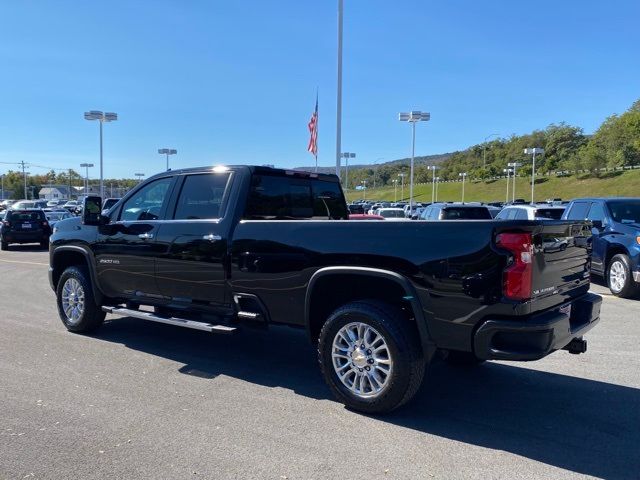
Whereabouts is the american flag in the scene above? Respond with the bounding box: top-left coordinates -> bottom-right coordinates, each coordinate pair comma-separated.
307,95 -> 318,157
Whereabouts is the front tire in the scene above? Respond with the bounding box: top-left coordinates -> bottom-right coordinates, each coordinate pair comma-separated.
56,266 -> 105,332
318,300 -> 425,414
607,254 -> 639,298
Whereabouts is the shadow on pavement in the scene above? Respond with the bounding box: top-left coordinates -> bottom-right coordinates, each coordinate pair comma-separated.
94,317 -> 640,479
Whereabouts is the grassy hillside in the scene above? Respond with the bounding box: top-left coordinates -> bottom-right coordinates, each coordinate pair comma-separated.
346,169 -> 640,203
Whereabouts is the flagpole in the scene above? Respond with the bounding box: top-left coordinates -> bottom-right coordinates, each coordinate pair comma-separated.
335,0 -> 343,179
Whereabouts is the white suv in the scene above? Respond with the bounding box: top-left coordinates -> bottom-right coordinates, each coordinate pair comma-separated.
496,204 -> 565,220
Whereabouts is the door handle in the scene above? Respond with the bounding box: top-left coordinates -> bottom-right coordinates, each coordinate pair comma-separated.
138,233 -> 154,240
203,234 -> 222,242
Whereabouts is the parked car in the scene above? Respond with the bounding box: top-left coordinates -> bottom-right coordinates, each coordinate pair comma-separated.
377,208 -> 409,220
562,197 -> 640,298
47,199 -> 68,208
62,200 -> 79,213
45,211 -> 73,229
11,200 -> 37,210
419,203 -> 493,220
495,204 -> 565,221
1,209 -> 51,250
348,214 -> 384,220
348,204 -> 365,215
49,165 -> 601,414
0,200 -> 16,212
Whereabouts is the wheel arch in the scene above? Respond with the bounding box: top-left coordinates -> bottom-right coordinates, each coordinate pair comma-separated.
304,267 -> 434,356
51,246 -> 104,304
605,244 -> 630,272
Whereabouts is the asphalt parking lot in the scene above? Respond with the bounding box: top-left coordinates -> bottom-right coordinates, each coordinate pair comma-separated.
1,246 -> 639,480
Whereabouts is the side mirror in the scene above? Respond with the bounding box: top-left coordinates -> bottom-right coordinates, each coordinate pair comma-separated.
591,220 -> 603,230
83,196 -> 104,226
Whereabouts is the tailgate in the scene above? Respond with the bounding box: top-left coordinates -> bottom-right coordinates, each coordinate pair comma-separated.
496,220 -> 592,314
532,222 -> 592,302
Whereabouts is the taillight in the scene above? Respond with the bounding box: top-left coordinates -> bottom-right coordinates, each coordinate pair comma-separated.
496,232 -> 533,301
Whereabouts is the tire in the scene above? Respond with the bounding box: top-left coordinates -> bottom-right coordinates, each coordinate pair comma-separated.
607,254 -> 640,298
56,266 -> 105,333
40,240 -> 49,250
443,350 -> 486,366
1,240 -> 8,251
318,300 -> 426,414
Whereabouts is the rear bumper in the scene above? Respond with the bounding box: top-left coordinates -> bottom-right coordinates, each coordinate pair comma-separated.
2,231 -> 48,243
474,292 -> 602,361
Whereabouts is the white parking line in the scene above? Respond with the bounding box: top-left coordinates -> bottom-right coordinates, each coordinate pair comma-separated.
0,258 -> 48,267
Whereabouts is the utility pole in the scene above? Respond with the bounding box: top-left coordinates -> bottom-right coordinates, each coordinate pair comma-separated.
21,160 -> 27,199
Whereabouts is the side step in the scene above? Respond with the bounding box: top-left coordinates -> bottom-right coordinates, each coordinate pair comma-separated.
102,306 -> 237,334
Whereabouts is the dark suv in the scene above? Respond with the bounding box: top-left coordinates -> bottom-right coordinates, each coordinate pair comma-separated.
1,209 -> 51,250
562,197 -> 640,297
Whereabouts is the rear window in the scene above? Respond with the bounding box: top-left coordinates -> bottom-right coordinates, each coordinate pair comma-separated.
245,174 -> 347,220
8,211 -> 45,221
535,208 -> 564,220
441,207 -> 491,220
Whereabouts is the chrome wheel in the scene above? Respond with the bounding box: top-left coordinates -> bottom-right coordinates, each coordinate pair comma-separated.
61,278 -> 85,325
331,322 -> 393,398
609,260 -> 626,293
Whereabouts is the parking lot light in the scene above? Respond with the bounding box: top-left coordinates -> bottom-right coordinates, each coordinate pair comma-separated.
503,168 -> 513,203
84,110 -> 118,199
399,110 -> 430,213
341,152 -> 356,189
135,172 -> 145,183
459,172 -> 468,203
80,163 -> 94,194
158,148 -> 177,171
428,165 -> 439,203
508,162 -> 522,202
524,148 -> 544,203
398,173 -> 406,200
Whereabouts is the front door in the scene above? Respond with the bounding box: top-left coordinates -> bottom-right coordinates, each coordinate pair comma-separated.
94,176 -> 175,299
154,171 -> 233,307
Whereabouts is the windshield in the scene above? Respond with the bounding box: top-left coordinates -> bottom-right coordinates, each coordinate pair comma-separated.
535,208 -> 565,220
607,200 -> 640,224
379,209 -> 405,218
442,207 -> 491,220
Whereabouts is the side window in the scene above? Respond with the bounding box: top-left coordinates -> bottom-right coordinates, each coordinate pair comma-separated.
495,208 -> 510,220
515,209 -> 529,220
174,173 -> 231,220
430,207 -> 441,220
120,178 -> 173,222
566,202 -> 590,220
421,207 -> 431,220
587,202 -> 607,225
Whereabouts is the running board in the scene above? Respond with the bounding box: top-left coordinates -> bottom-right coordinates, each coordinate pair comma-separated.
102,306 -> 237,334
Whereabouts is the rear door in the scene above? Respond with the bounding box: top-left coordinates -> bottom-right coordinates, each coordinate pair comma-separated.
154,171 -> 233,307
586,201 -> 608,274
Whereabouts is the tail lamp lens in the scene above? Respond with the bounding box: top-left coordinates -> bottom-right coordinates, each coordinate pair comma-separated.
496,232 -> 533,301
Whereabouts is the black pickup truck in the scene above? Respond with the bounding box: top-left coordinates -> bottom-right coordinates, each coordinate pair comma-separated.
49,165 -> 602,413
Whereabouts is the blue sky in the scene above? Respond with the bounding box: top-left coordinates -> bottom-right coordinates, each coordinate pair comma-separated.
1,1 -> 639,179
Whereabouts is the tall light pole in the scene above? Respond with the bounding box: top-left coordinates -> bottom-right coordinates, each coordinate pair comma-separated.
508,162 -> 522,202
341,152 -> 355,190
80,163 -> 94,194
459,172 -> 468,203
503,167 -> 512,204
135,172 -> 145,183
0,174 -> 4,200
524,148 -> 544,204
20,160 -> 28,199
435,176 -> 440,202
483,133 -> 500,169
335,0 -> 344,178
428,165 -> 439,203
361,180 -> 367,201
158,148 -> 177,171
392,179 -> 398,202
398,173 -> 406,200
399,111 -> 430,212
84,110 -> 117,198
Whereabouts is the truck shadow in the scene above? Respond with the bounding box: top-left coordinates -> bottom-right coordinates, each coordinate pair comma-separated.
94,317 -> 639,479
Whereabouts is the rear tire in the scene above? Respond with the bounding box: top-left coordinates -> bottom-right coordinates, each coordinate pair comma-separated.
318,300 -> 425,414
40,240 -> 48,250
56,266 -> 105,333
1,240 -> 8,251
607,254 -> 639,298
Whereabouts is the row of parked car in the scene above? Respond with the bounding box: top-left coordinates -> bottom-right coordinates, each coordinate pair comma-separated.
348,197 -> 640,299
0,197 -> 120,251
